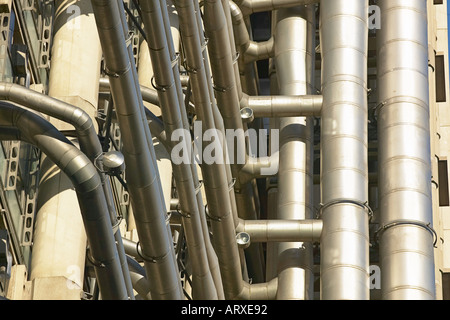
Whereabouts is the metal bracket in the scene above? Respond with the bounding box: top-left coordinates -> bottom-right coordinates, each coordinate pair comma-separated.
317,198 -> 374,222
375,220 -> 438,248
5,141 -> 20,191
0,10 -> 12,82
37,0 -> 54,69
20,151 -> 39,247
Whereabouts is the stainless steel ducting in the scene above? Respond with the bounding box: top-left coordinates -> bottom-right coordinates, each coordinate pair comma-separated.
0,0 -> 444,301
319,0 -> 370,300
377,0 -> 436,300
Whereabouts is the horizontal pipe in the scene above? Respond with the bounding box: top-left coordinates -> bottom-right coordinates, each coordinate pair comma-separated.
236,218 -> 322,242
234,0 -> 319,15
243,94 -> 323,118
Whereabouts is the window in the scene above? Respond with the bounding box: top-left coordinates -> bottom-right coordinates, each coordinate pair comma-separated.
435,55 -> 447,102
439,160 -> 449,206
434,0 -> 443,5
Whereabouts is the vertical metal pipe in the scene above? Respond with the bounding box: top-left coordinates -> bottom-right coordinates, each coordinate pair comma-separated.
273,5 -> 315,300
91,0 -> 183,300
319,0 -> 370,299
140,0 -> 218,300
174,0 -> 245,299
159,0 -> 225,297
377,0 -> 435,300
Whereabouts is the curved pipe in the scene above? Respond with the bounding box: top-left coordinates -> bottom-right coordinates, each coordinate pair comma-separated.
229,1 -> 274,63
0,102 -> 128,300
0,81 -> 134,299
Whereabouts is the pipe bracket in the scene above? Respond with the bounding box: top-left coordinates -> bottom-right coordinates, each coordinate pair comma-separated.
375,220 -> 438,248
204,204 -> 222,222
176,206 -> 191,219
150,76 -> 175,92
86,248 -> 106,268
136,241 -> 171,263
194,180 -> 203,194
317,199 -> 374,222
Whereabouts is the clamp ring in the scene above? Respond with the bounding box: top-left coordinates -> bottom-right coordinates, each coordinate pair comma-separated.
375,220 -> 438,248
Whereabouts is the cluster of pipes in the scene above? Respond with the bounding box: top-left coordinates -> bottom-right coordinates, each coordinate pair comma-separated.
0,0 -> 437,300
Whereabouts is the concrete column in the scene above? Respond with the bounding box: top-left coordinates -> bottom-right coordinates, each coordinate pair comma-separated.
29,0 -> 102,299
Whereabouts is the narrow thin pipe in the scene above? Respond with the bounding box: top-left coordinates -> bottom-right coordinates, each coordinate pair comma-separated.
174,0 -> 245,299
140,0 -> 218,300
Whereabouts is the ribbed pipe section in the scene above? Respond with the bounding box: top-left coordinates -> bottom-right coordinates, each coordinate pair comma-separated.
377,0 -> 435,300
273,5 -> 315,300
319,0 -> 370,300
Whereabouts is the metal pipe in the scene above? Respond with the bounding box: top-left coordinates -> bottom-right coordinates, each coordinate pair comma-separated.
377,0 -> 435,300
0,102 -> 128,299
140,0 -> 218,300
91,0 -> 183,300
229,1 -> 274,64
244,94 -> 323,118
174,0 -> 245,299
273,4 -> 315,300
236,218 -> 322,243
162,0 -> 225,298
204,0 -> 266,283
319,0 -> 370,299
234,0 -> 319,15
0,80 -> 134,298
0,81 -> 135,299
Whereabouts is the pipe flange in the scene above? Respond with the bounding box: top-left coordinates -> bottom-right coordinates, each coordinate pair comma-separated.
136,241 -> 170,263
317,198 -> 374,222
374,220 -> 438,248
